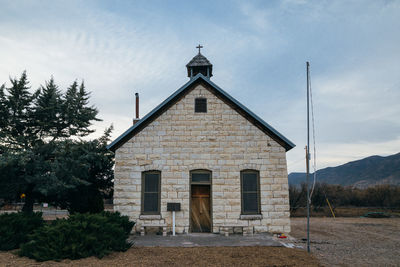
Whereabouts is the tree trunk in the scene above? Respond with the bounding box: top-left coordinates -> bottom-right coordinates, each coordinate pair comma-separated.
22,186 -> 34,214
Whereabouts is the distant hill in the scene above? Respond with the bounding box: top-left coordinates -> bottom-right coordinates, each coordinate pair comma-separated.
288,152 -> 400,188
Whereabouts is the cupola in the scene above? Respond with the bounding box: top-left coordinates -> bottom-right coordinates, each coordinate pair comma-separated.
186,45 -> 213,79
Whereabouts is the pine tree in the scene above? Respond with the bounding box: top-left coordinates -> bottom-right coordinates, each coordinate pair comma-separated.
33,77 -> 63,140
0,71 -> 38,151
0,72 -> 113,213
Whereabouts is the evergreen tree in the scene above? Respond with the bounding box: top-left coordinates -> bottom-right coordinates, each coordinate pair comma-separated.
0,72 -> 113,213
0,71 -> 38,151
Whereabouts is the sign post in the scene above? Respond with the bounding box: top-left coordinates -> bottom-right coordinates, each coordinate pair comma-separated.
167,203 -> 181,236
172,211 -> 176,236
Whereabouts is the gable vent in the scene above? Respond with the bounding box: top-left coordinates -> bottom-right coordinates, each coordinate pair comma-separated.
195,98 -> 207,113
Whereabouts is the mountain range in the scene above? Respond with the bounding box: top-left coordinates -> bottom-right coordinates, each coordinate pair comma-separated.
288,152 -> 400,188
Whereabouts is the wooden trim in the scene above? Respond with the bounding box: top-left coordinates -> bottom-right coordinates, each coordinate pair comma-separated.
141,170 -> 161,215
240,169 -> 261,215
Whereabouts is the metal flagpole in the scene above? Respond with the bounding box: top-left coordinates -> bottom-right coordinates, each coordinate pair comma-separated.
306,61 -> 311,253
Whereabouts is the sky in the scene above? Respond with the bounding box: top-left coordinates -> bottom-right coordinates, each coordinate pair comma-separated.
0,0 -> 399,173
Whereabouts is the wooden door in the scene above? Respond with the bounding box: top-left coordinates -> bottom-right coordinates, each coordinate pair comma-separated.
190,185 -> 211,232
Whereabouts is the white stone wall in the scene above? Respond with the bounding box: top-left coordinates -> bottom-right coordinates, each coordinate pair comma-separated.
114,84 -> 291,234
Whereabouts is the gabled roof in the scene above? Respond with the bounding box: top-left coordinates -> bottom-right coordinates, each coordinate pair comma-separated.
186,52 -> 213,77
107,74 -> 295,152
186,53 -> 212,67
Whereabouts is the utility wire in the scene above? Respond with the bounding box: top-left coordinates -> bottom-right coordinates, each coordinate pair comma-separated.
306,72 -> 334,217
290,157 -> 308,167
308,67 -> 317,203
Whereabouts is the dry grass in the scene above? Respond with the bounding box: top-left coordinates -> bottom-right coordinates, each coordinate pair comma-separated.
288,217 -> 400,266
0,247 -> 322,267
291,206 -> 400,217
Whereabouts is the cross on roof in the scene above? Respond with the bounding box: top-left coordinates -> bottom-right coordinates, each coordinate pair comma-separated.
196,44 -> 203,54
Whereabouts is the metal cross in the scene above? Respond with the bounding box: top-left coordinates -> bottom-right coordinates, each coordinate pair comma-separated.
196,44 -> 203,54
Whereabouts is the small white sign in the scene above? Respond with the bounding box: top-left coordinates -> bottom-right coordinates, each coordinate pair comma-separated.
43,203 -> 48,208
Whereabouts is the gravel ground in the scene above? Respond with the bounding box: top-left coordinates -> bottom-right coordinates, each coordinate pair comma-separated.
286,217 -> 400,266
0,247 -> 321,266
5,216 -> 397,266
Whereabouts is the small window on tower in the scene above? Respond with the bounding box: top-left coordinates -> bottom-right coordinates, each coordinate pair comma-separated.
195,98 -> 207,113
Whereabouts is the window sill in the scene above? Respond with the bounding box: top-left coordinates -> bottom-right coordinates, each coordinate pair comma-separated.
139,214 -> 161,220
240,214 -> 263,220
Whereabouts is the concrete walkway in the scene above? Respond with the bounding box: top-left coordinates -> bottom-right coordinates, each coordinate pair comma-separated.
129,233 -> 282,247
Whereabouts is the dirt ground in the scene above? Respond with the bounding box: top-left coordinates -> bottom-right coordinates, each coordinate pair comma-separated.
0,247 -> 321,267
2,217 -> 398,266
291,206 -> 400,217
287,217 -> 400,266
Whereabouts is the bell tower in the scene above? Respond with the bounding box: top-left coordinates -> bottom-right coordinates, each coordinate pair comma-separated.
186,44 -> 213,79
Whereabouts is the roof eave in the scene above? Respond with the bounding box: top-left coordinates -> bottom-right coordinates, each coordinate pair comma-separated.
107,75 -> 204,152
107,74 -> 295,152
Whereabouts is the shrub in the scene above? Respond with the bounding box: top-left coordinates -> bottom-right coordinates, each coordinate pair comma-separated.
19,212 -> 135,261
290,183 -> 400,210
363,212 -> 391,218
100,211 -> 134,235
0,212 -> 43,251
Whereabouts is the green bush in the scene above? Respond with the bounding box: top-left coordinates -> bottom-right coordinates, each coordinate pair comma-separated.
100,211 -> 133,235
0,212 -> 44,251
19,212 -> 135,261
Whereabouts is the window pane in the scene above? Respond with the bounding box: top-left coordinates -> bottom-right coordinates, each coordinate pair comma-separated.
145,173 -> 159,192
192,172 -> 210,183
143,192 -> 158,212
242,173 -> 258,192
243,192 -> 258,213
195,98 -> 207,113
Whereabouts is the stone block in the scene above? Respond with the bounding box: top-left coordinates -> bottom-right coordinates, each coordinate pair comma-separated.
261,205 -> 274,212
177,192 -> 189,198
252,225 -> 268,233
135,154 -> 146,160
271,198 -> 285,205
274,205 -> 289,212
214,213 -> 226,219
113,84 -> 290,235
283,225 -> 291,233
261,191 -> 272,197
213,205 -> 224,213
168,192 -> 177,199
248,220 -> 261,226
268,225 -> 284,233
269,212 -> 285,218
226,212 -> 240,219
213,192 -> 223,198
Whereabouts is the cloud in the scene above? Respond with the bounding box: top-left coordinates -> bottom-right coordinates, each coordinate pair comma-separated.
0,0 -> 399,174
288,136 -> 400,173
284,52 -> 400,171
239,2 -> 272,32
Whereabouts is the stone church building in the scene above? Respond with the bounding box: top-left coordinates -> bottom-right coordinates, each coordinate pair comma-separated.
108,49 -> 295,235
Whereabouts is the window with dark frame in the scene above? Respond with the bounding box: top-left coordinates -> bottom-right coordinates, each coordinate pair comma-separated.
142,171 -> 161,214
241,170 -> 261,215
195,98 -> 207,113
191,170 -> 211,183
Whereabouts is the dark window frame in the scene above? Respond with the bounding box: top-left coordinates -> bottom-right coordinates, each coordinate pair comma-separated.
194,98 -> 207,113
190,169 -> 212,184
141,170 -> 161,215
240,170 -> 261,215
